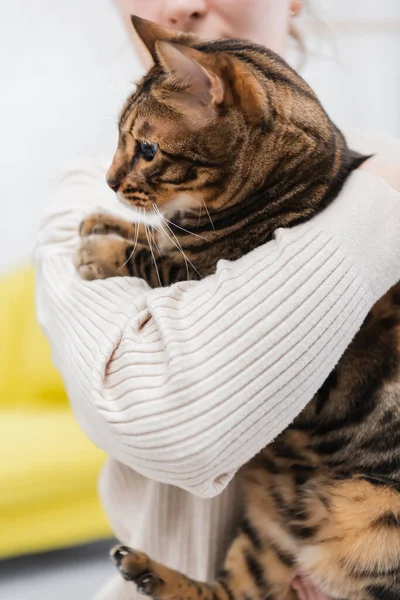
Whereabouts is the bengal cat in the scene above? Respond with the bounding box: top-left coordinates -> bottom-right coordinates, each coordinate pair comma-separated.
76,16 -> 400,600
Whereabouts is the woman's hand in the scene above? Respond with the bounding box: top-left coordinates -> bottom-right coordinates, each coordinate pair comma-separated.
359,156 -> 400,192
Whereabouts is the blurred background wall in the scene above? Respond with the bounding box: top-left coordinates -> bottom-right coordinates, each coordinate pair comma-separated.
0,0 -> 399,271
301,0 -> 400,136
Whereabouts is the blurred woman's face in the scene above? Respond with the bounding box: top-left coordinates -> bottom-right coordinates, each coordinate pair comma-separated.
115,0 -> 299,59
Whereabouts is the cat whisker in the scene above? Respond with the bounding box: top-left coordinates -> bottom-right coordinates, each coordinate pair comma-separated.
160,215 -> 208,242
118,210 -> 141,272
148,224 -> 162,258
202,199 -> 215,231
197,204 -> 202,231
145,223 -> 162,286
152,219 -> 190,280
152,207 -> 201,280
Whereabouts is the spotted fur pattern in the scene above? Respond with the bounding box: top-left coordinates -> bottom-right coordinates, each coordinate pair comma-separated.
76,16 -> 400,600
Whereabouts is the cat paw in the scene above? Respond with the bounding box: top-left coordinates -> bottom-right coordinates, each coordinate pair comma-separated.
110,545 -> 161,594
79,213 -> 135,239
75,234 -> 133,280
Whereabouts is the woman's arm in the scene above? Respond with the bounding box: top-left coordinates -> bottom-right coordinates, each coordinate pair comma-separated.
34,149 -> 400,499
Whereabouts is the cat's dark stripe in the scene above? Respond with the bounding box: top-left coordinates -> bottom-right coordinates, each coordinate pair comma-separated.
345,561 -> 400,579
217,577 -> 235,600
138,249 -> 150,281
124,195 -> 150,204
194,583 -> 202,596
147,159 -> 174,181
312,435 -> 352,455
381,315 -> 400,330
120,75 -> 157,127
293,471 -> 311,487
268,542 -> 295,568
124,246 -> 136,277
240,518 -> 263,551
358,475 -> 399,489
287,503 -> 310,521
260,454 -> 279,474
360,428 -> 400,452
367,585 -> 400,600
156,167 -> 198,186
244,550 -> 269,593
160,149 -> 222,168
157,259 -> 166,287
360,455 -> 400,478
372,513 -> 400,528
268,483 -> 288,516
273,441 -> 303,461
291,464 -> 317,474
315,370 -> 338,415
167,263 -> 183,284
289,524 -> 318,539
143,253 -> 155,283
315,400 -> 377,436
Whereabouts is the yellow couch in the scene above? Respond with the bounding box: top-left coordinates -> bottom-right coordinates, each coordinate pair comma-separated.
0,266 -> 111,558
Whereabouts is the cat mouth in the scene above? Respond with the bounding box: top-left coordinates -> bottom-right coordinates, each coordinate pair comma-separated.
117,189 -> 200,221
117,192 -> 152,212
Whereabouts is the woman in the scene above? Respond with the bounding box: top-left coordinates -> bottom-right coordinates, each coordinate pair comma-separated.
35,1 -> 400,599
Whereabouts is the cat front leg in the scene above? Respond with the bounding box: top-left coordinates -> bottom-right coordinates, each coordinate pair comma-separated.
110,532 -> 299,600
111,545 -> 232,600
76,233 -> 198,286
79,212 -> 148,243
76,234 -> 146,280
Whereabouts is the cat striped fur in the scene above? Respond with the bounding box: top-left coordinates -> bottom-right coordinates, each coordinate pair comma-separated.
77,16 -> 400,600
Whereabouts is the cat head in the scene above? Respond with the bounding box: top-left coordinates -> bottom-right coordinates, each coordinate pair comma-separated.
107,16 -> 331,219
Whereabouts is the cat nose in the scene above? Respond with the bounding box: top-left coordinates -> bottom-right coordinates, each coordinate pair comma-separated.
107,177 -> 120,193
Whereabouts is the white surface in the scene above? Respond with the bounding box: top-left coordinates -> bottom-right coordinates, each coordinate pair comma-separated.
1,0 -> 399,271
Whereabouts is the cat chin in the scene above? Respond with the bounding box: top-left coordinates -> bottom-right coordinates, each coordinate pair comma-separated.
132,209 -> 161,227
117,192 -> 161,226
162,192 -> 200,220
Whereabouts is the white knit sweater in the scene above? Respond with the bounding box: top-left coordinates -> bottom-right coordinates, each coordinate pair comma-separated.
35,131 -> 400,599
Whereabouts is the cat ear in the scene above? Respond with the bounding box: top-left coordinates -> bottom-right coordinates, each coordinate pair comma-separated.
130,15 -> 179,64
232,62 -> 266,124
155,41 -> 225,106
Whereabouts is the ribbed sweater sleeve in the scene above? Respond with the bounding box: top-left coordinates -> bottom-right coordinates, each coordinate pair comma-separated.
34,142 -> 400,499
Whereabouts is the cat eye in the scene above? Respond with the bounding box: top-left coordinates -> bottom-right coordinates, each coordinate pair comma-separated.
138,141 -> 158,162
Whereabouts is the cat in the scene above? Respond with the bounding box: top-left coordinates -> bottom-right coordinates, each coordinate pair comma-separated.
76,15 -> 400,600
